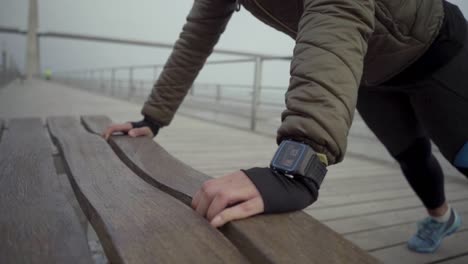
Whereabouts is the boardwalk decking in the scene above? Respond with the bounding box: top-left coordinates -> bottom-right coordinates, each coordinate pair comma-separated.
1,79 -> 467,263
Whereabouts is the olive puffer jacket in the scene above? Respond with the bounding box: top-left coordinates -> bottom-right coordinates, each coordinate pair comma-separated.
142,0 -> 445,165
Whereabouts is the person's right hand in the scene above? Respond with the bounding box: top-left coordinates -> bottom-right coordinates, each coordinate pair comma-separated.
102,122 -> 153,140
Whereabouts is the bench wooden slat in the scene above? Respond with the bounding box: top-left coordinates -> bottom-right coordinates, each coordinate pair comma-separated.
83,116 -> 211,205
83,115 -> 379,264
0,118 -> 93,264
47,116 -> 247,264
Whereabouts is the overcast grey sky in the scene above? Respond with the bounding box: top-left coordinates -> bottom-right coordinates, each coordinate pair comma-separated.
1,0 -> 467,85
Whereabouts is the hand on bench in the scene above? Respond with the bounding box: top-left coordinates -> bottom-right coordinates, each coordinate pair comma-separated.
102,121 -> 154,139
102,119 -> 267,227
101,118 -> 320,228
191,170 -> 264,227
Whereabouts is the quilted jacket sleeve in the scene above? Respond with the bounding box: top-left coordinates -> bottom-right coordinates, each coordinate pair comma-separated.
142,0 -> 237,125
278,0 -> 375,165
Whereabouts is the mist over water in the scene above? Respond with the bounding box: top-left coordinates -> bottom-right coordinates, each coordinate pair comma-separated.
1,0 -> 467,88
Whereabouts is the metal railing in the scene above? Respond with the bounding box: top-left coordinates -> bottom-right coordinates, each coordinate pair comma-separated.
0,50 -> 21,87
1,25 -> 292,132
53,56 -> 291,133
0,70 -> 18,87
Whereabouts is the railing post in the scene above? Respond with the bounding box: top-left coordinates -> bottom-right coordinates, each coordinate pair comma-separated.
99,70 -> 104,91
110,68 -> 115,97
128,67 -> 134,99
250,57 -> 263,131
140,80 -> 144,97
89,70 -> 94,90
1,50 -> 6,72
216,84 -> 221,102
153,66 -> 159,82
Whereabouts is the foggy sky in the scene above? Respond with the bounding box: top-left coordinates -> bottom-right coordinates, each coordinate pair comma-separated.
1,0 -> 468,86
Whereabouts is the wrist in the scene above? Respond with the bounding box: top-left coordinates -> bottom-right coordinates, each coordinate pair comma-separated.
143,115 -> 161,135
242,167 -> 318,214
130,115 -> 161,137
270,139 -> 327,187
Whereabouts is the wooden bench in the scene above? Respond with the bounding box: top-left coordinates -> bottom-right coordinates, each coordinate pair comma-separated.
0,115 -> 379,264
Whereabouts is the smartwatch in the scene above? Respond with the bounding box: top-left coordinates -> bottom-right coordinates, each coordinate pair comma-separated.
270,140 -> 327,186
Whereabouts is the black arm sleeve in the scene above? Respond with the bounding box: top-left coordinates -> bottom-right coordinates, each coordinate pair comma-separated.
242,167 -> 319,214
130,115 -> 161,137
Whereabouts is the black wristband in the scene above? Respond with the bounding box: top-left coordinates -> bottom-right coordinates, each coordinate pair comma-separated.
130,116 -> 161,137
242,167 -> 319,214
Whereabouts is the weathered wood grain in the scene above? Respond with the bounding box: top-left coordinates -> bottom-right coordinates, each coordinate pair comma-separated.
309,188 -> 468,221
48,116 -> 247,264
0,118 -> 93,264
82,115 -> 379,264
314,182 -> 465,209
82,116 -> 211,205
57,172 -> 89,231
326,199 -> 468,235
440,254 -> 468,264
319,174 -> 463,196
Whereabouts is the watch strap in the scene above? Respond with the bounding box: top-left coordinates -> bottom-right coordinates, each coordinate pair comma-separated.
304,154 -> 327,187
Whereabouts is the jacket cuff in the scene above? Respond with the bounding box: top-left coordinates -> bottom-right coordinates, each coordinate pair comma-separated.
141,102 -> 172,127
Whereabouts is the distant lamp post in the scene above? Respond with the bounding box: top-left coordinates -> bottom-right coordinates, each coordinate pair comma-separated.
26,0 -> 40,80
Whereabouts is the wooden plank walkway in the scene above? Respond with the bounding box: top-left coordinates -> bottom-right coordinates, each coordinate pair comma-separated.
1,79 -> 467,263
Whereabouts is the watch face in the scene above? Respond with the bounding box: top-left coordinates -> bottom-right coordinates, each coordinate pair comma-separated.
273,141 -> 306,171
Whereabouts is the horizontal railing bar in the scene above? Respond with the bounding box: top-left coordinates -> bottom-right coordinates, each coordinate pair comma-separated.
0,26 -> 27,35
54,58 -> 262,74
260,86 -> 286,91
56,65 -> 164,74
38,31 -> 290,59
59,76 -> 286,93
206,58 -> 257,65
194,84 -> 252,90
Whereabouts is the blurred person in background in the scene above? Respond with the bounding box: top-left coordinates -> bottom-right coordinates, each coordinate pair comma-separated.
103,0 -> 468,253
44,69 -> 52,80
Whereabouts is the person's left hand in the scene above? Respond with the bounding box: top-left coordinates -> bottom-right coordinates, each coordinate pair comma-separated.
191,170 -> 264,228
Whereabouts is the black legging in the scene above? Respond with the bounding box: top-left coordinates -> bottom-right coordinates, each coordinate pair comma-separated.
394,138 -> 446,209
356,24 -> 468,210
